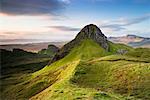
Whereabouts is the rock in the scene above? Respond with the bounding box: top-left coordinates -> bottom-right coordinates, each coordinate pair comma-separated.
48,45 -> 59,53
76,24 -> 109,50
117,49 -> 128,55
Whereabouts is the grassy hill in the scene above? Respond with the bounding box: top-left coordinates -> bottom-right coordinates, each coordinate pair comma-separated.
0,49 -> 51,98
0,49 -> 51,75
1,39 -> 149,100
38,44 -> 59,57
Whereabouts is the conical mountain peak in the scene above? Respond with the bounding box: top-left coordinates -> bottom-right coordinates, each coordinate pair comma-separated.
49,24 -> 109,64
75,24 -> 108,50
78,24 -> 102,37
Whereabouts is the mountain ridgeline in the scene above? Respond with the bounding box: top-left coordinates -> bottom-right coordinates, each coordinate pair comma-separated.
1,24 -> 150,100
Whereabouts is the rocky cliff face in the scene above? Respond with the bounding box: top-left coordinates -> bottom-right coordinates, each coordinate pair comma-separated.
76,24 -> 108,50
49,24 -> 109,64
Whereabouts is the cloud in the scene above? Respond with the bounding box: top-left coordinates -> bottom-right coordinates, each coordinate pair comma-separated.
133,0 -> 150,4
100,15 -> 150,31
92,0 -> 150,4
118,15 -> 150,26
92,0 -> 115,2
50,26 -> 80,31
0,0 -> 67,15
101,24 -> 126,31
61,0 -> 71,4
0,39 -> 40,42
2,32 -> 18,34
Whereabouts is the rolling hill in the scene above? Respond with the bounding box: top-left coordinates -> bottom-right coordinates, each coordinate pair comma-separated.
1,24 -> 150,100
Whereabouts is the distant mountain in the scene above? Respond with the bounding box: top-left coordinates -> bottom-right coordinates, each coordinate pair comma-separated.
0,49 -> 50,75
108,34 -> 150,48
0,42 -> 66,52
38,44 -> 59,56
0,48 -> 36,60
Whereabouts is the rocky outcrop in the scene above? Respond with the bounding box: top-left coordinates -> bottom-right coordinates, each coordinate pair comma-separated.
38,45 -> 59,56
48,45 -> 59,53
49,24 -> 109,64
75,24 -> 108,50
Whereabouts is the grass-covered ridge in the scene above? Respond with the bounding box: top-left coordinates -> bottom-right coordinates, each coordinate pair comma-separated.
71,55 -> 150,99
1,39 -> 150,100
1,39 -> 108,99
30,39 -> 128,100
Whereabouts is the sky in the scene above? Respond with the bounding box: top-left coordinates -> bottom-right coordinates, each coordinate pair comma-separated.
0,0 -> 150,44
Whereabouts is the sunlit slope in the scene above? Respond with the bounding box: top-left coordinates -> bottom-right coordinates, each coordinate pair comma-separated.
1,39 -> 109,100
2,39 -> 149,100
72,55 -> 150,99
31,40 -> 149,100
30,39 -> 126,100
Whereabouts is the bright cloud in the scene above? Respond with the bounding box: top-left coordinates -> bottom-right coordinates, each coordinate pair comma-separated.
0,0 -> 150,44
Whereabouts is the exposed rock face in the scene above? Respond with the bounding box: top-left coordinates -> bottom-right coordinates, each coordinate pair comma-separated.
117,49 -> 128,55
76,24 -> 108,50
49,24 -> 109,64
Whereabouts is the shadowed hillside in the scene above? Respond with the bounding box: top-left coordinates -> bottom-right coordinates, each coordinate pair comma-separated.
0,47 -> 59,97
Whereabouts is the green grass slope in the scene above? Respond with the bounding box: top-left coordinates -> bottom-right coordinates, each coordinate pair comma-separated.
71,55 -> 150,99
108,41 -> 132,53
30,39 -> 125,100
1,39 -> 110,100
0,49 -> 51,99
31,40 -> 150,100
1,39 -> 149,100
